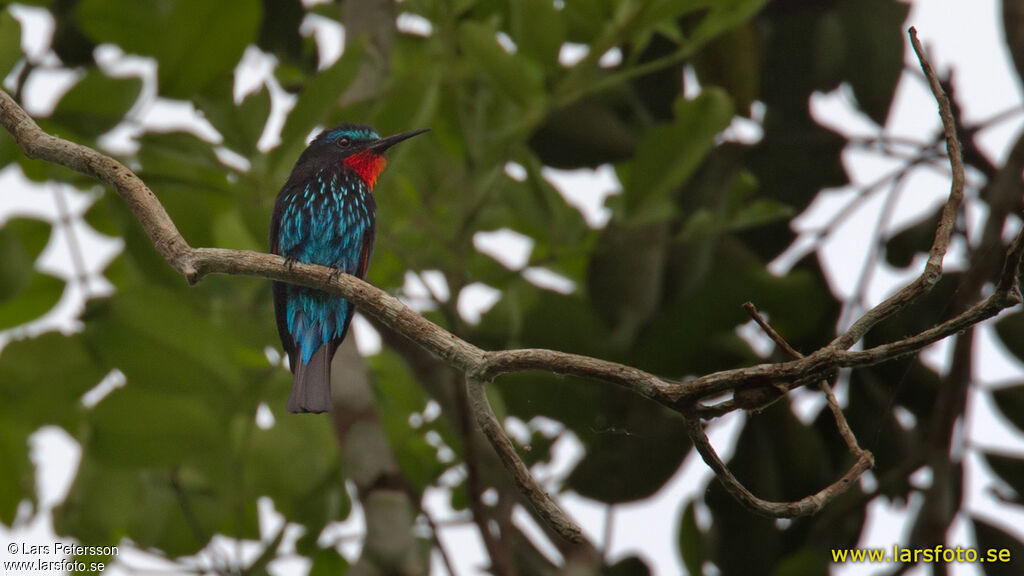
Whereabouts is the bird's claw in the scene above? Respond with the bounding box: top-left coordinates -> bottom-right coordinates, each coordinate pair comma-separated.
284,256 -> 298,271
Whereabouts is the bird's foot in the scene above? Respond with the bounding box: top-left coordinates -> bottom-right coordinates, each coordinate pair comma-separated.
284,256 -> 298,271
328,267 -> 345,283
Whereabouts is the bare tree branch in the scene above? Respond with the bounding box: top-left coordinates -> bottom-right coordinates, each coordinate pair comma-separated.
456,371 -> 519,576
683,416 -> 875,517
719,303 -> 875,517
466,375 -> 586,545
829,27 -> 966,352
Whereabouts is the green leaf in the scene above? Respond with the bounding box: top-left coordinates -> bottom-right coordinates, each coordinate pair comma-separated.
4,217 -> 52,261
991,384 -> 1024,438
247,412 -> 349,531
561,0 -> 615,42
995,311 -> 1024,367
528,93 -> 638,168
773,548 -> 827,576
50,0 -> 96,67
510,0 -> 565,68
0,272 -> 66,330
680,192 -> 793,242
634,238 -> 827,375
567,392 -> 691,503
76,0 -> 261,98
885,209 -> 939,268
678,501 -> 705,576
53,454 -> 137,546
693,22 -> 759,115
0,418 -> 33,524
83,287 -> 244,398
0,217 -> 51,300
86,385 -> 227,467
970,517 -> 1024,576
624,90 -> 734,223
837,0 -> 909,125
256,0 -> 305,64
981,452 -> 1024,503
196,75 -> 271,157
0,332 -> 107,430
212,209 -> 262,252
458,21 -> 546,108
745,116 -> 847,258
479,286 -> 611,357
0,9 -> 23,79
370,350 -> 446,491
135,131 -> 233,247
55,453 -> 254,556
604,556 -> 651,576
269,39 -> 367,172
586,221 -> 668,340
491,155 -> 589,253
634,0 -> 711,32
48,69 -> 142,139
137,131 -> 231,194
689,0 -> 767,47
308,547 -> 350,576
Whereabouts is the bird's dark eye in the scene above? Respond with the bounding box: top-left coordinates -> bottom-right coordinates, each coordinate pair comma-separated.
336,136 -> 351,148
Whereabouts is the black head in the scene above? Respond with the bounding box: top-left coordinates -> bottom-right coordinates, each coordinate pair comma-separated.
306,123 -> 429,158
292,123 -> 428,188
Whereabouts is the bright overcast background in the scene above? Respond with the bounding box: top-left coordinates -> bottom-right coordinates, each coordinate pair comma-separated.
1,0 -> 1023,575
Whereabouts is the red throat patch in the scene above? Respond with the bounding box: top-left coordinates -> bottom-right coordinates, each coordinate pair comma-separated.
343,151 -> 387,189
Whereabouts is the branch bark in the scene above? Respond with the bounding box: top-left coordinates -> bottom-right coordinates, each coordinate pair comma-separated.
0,27 -> 1022,544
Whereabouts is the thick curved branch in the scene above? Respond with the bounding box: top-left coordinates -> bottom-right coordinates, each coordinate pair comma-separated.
0,91 -> 193,277
466,375 -> 586,545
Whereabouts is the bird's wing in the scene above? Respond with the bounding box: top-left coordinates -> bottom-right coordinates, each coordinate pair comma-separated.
272,280 -> 297,370
269,186 -> 286,255
356,218 -> 376,279
270,188 -> 298,370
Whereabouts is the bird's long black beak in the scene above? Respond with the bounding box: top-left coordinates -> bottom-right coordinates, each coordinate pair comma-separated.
370,128 -> 430,152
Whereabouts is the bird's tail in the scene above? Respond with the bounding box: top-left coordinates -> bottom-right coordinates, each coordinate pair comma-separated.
287,345 -> 333,413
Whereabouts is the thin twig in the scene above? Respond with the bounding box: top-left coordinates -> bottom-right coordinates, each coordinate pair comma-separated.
168,470 -> 213,562
911,27 -> 966,279
421,509 -> 460,576
52,183 -> 93,298
744,303 -> 863,454
997,227 -> 1024,295
602,505 -> 614,562
742,302 -> 802,359
819,381 -> 864,454
738,303 -> 873,514
829,27 -> 966,352
838,170 -> 910,332
683,416 -> 874,518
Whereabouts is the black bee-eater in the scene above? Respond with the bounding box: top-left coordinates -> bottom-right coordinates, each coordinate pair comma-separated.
270,124 -> 428,413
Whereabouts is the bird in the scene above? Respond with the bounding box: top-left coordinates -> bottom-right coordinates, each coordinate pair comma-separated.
270,123 -> 428,413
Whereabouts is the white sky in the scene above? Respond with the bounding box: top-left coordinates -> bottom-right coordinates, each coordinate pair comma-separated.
1,1 -> 1024,575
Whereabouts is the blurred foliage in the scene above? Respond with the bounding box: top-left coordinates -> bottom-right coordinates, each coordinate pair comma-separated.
0,0 -> 1021,574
